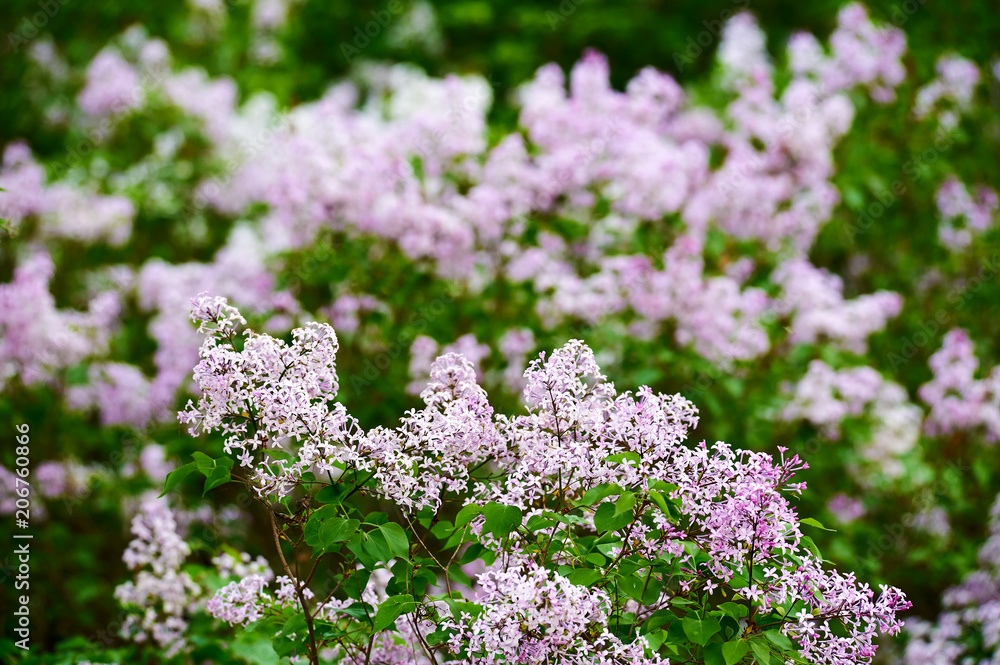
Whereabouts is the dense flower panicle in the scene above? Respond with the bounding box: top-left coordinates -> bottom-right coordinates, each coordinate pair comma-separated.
0,143 -> 135,244
919,329 -> 1000,442
207,574 -> 272,626
1,6 -> 916,412
407,333 -> 490,395
125,227 -> 298,427
498,328 -> 536,393
828,493 -> 866,524
67,362 -> 156,427
180,294 -> 350,496
448,562 -> 663,664
114,499 -> 200,657
78,47 -> 144,116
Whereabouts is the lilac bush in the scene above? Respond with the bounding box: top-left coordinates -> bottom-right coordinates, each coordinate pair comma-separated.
2,2 -> 1000,662
137,294 -> 909,664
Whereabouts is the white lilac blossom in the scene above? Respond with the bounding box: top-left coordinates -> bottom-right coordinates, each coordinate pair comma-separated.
919,329 -> 1000,442
448,562 -> 663,664
114,498 -> 200,657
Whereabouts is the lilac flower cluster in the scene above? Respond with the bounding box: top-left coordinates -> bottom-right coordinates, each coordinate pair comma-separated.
0,250 -> 120,390
448,562 -> 662,664
919,329 -> 1000,442
114,498 -> 200,657
1,5 -> 917,435
935,177 -> 998,251
905,492 -> 1000,663
781,360 -> 921,477
180,299 -> 909,663
0,143 -> 135,245
914,55 -> 982,130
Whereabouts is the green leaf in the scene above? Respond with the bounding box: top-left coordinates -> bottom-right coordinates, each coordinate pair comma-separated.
160,462 -> 196,497
682,616 -> 722,646
483,502 -> 522,537
568,568 -> 602,586
279,613 -> 308,638
191,451 -> 216,473
615,492 -> 637,515
799,517 -> 835,532
378,522 -> 410,559
316,484 -> 347,504
372,595 -> 416,632
203,465 -> 232,496
231,633 -> 279,665
647,490 -> 669,514
723,640 -> 750,665
704,643 -> 726,665
764,629 -> 793,651
455,503 -> 482,527
319,517 -> 360,548
594,502 -> 632,532
751,640 -> 772,665
718,602 -> 749,618
574,483 -> 623,507
426,629 -> 450,646
362,530 -> 393,563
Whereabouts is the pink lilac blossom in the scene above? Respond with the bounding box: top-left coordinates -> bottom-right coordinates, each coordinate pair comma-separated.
67,362 -> 156,427
935,177 -> 998,250
206,574 -> 272,626
497,328 -> 535,393
208,572 -> 312,626
828,493 -> 866,524
781,361 -> 921,477
77,47 -> 143,117
0,250 -> 120,390
914,55 -> 981,130
919,329 -> 1000,442
324,293 -> 386,335
406,333 -> 490,395
97,225 -> 299,427
773,259 -> 902,354
0,143 -> 135,244
180,305 -> 909,662
212,551 -> 274,581
822,3 -> 907,102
